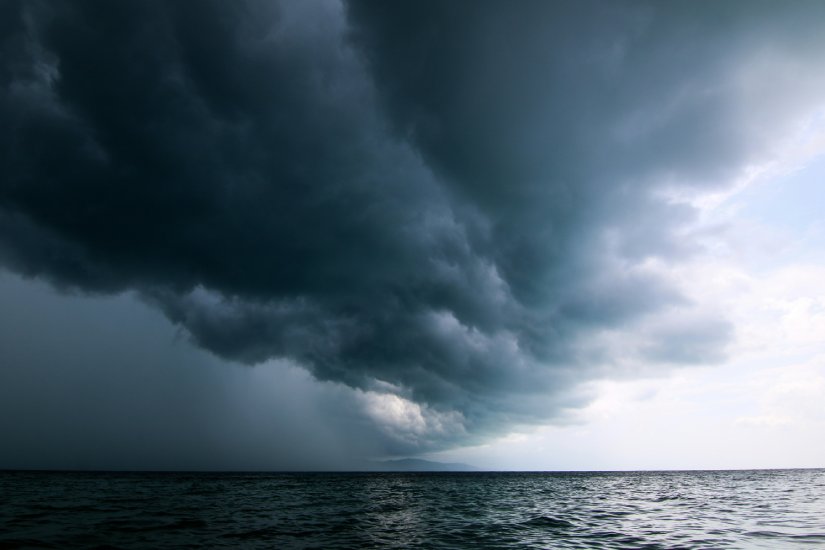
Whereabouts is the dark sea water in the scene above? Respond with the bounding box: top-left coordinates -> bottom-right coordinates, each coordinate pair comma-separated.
2,469 -> 824,549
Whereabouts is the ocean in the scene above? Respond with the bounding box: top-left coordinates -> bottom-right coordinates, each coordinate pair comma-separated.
2,469 -> 824,548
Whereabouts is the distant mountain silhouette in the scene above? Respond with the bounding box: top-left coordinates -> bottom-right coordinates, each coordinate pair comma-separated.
368,458 -> 477,472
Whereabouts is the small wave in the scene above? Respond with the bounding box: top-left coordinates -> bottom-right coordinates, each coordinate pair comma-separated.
219,526 -> 309,540
0,538 -> 59,549
521,516 -> 575,529
155,518 -> 209,530
94,517 -> 208,533
746,531 -> 825,542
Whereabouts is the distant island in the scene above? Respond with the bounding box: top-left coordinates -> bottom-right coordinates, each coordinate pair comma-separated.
366,458 -> 477,472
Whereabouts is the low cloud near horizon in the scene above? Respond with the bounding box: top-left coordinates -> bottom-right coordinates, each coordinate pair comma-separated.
2,0 -> 825,468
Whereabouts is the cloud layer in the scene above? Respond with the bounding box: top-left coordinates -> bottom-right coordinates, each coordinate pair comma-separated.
3,0 -> 824,450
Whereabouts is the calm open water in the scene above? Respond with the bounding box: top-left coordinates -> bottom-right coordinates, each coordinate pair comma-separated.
1,469 -> 824,549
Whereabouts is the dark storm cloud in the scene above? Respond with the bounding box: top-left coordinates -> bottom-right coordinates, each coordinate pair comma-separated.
2,0 -> 823,448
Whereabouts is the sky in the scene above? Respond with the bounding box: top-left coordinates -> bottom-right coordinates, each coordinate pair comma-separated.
1,0 -> 824,471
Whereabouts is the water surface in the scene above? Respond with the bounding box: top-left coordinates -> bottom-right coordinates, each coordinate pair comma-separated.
2,469 -> 824,548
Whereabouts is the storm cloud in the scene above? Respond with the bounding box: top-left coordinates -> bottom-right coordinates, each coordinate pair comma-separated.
3,0 -> 824,452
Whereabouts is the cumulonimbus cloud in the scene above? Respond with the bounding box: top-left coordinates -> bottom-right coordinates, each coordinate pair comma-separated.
2,0 -> 823,448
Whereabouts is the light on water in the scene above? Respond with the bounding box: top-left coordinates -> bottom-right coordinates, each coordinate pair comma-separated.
2,469 -> 824,548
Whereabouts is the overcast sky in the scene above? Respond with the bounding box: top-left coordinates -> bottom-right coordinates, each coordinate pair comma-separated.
1,0 -> 824,470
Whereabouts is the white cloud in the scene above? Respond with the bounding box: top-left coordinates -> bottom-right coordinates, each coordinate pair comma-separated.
357,389 -> 467,450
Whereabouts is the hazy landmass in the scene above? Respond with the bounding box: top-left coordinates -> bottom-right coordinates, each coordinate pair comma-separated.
366,458 -> 478,472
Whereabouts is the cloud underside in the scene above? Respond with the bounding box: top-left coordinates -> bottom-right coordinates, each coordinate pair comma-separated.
2,0 -> 823,450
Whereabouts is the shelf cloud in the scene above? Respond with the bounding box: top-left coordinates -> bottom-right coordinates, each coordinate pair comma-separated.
3,0 -> 824,452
